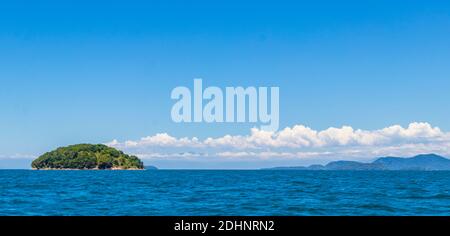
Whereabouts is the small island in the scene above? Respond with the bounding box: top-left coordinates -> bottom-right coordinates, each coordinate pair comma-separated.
31,144 -> 144,170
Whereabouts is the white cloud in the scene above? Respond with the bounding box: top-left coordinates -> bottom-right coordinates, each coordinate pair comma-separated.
135,152 -> 206,160
106,122 -> 450,160
114,133 -> 202,148
0,153 -> 37,159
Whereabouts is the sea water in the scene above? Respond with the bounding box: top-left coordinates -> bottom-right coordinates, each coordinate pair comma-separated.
0,170 -> 449,216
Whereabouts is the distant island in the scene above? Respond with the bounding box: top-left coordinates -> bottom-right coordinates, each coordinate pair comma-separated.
145,165 -> 158,170
264,154 -> 450,171
31,144 -> 144,170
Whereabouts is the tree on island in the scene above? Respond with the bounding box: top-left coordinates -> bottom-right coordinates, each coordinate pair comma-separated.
31,144 -> 144,170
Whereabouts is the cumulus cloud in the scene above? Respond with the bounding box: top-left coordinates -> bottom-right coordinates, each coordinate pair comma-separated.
106,122 -> 450,160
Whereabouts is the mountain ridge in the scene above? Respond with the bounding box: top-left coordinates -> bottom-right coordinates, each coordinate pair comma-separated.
264,154 -> 450,171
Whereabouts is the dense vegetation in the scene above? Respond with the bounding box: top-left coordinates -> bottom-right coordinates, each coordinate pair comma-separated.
31,144 -> 144,170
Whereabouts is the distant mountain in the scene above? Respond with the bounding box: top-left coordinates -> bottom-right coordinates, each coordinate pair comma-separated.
373,154 -> 450,170
145,165 -> 158,170
265,154 -> 450,171
324,161 -> 385,170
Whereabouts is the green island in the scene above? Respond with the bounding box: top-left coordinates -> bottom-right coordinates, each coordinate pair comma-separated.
31,144 -> 144,170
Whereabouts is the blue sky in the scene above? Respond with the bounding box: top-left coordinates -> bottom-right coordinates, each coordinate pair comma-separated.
1,1 -> 450,168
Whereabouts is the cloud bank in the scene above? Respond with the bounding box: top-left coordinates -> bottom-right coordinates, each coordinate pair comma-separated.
106,122 -> 450,161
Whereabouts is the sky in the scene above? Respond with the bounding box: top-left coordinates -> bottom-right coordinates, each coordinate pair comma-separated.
1,0 -> 450,168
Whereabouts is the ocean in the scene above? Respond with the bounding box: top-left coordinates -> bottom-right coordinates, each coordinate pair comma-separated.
0,170 -> 449,216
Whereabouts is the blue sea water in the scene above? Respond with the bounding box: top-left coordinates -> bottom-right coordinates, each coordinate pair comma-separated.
0,170 -> 449,216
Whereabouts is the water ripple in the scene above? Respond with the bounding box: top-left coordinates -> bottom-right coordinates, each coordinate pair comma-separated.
0,170 -> 449,216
